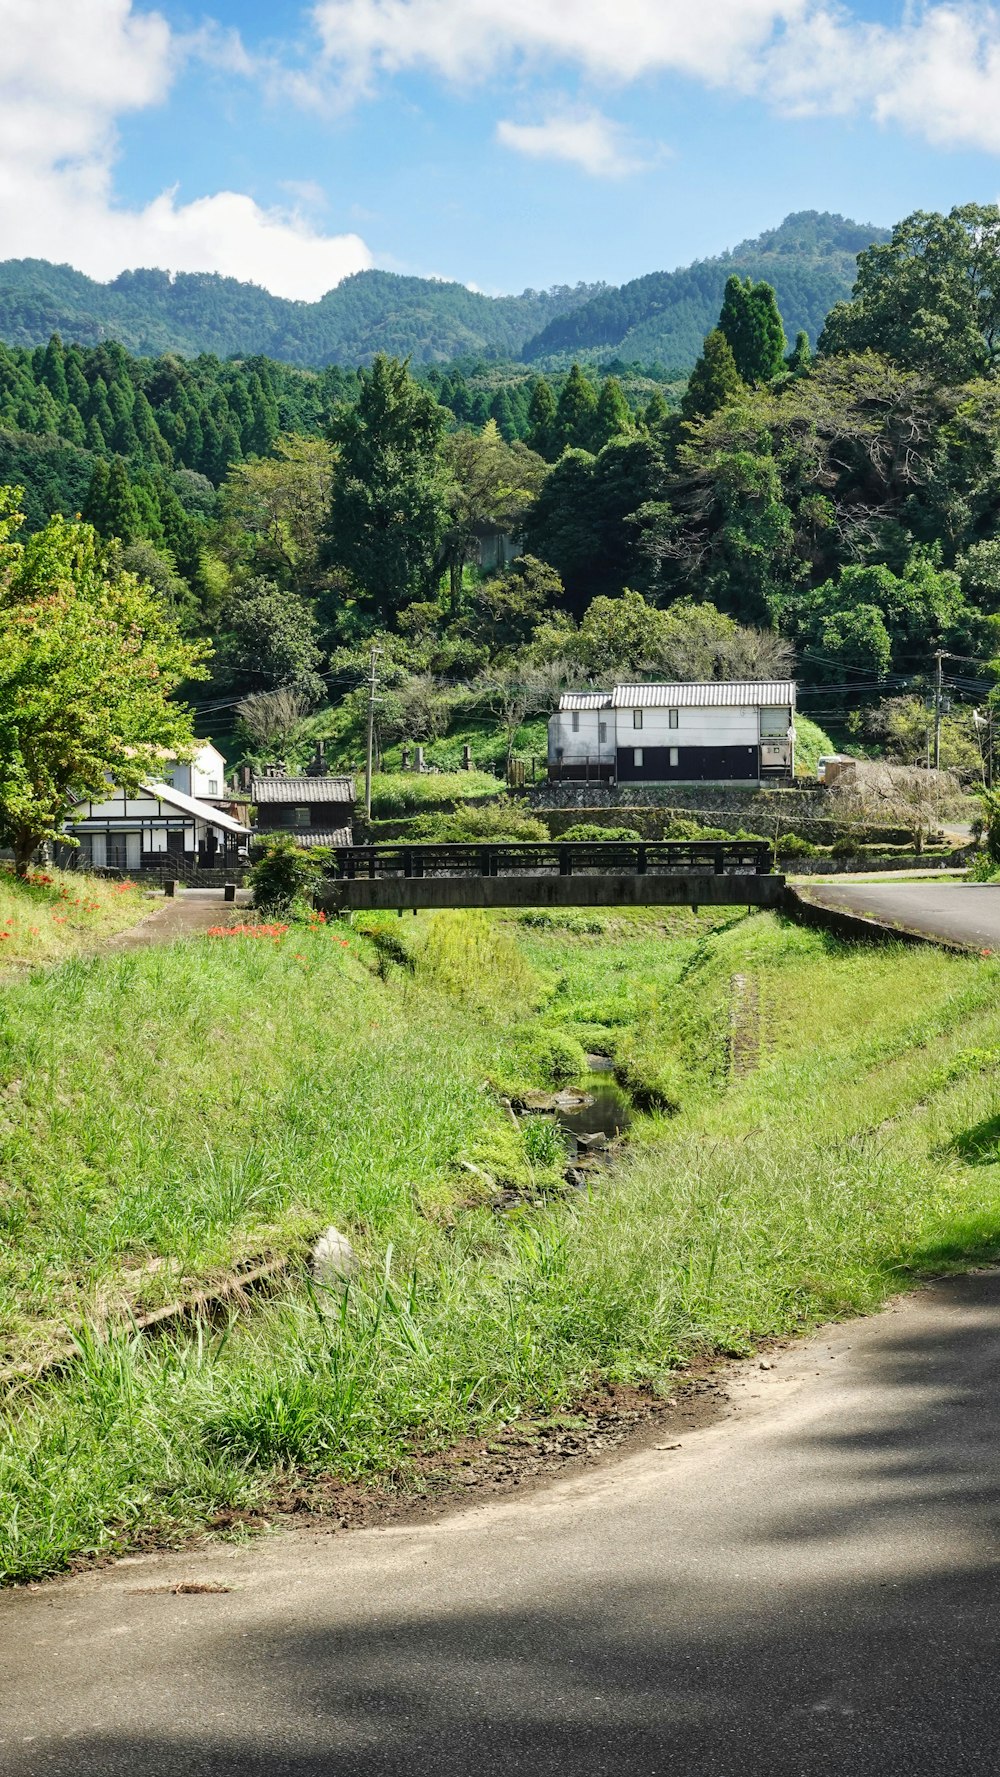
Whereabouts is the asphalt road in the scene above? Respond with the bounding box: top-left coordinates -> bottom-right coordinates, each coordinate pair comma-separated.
801,880 -> 1000,949
5,1273 -> 1000,1776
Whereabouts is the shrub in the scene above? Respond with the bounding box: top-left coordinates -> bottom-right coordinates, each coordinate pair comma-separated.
389,804 -> 549,843
527,1028 -> 588,1085
560,823 -> 642,842
776,833 -> 821,859
248,836 -> 329,916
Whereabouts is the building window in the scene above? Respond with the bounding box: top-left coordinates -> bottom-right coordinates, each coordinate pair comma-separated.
207,778 -> 219,796
633,748 -> 643,769
293,806 -> 310,827
669,747 -> 679,768
571,712 -> 580,732
668,709 -> 679,729
633,710 -> 643,729
598,721 -> 607,744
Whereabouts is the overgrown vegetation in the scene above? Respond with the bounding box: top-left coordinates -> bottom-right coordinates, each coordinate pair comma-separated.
0,865 -> 145,966
4,906 -> 1000,1582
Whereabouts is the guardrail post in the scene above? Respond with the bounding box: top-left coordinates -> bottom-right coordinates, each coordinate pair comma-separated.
714,848 -> 725,875
559,847 -> 572,876
403,847 -> 412,880
636,845 -> 647,876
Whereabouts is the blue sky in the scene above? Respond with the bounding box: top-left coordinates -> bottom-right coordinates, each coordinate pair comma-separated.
5,1 -> 1000,299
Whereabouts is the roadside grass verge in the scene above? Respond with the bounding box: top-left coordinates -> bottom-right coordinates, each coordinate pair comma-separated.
0,867 -> 146,968
4,909 -> 1000,1581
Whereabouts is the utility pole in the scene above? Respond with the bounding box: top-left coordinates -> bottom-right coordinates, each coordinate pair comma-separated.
364,645 -> 382,821
933,649 -> 944,772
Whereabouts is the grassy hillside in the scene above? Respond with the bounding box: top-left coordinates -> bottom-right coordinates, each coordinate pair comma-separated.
0,866 -> 146,967
4,906 -> 1000,1580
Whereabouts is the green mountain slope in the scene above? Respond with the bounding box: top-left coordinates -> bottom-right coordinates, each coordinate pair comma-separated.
523,212 -> 890,369
0,263 -> 604,367
0,212 -> 887,371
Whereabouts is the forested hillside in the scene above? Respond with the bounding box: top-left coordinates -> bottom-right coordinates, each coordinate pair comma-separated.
523,213 -> 890,369
4,203 -> 1000,793
0,212 -> 882,373
0,263 -> 603,366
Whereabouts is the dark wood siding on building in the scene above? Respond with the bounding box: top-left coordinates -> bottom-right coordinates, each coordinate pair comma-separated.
615,745 -> 760,782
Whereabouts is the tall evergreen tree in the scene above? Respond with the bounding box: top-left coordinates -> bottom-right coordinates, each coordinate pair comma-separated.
681,329 -> 744,422
591,376 -> 632,451
40,335 -> 68,405
552,364 -> 599,455
489,386 -> 517,441
526,377 -> 557,458
718,275 -> 787,384
786,330 -> 812,376
323,353 -> 449,622
84,457 -> 142,544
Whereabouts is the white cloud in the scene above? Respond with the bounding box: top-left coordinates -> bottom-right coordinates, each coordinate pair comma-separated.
762,5 -> 1000,154
496,112 -> 659,178
0,0 -> 373,300
310,0 -> 801,89
309,0 -> 1000,158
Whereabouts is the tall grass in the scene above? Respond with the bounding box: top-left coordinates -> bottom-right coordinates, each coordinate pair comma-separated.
0,866 -> 145,967
4,908 -> 1000,1580
364,771 -> 503,818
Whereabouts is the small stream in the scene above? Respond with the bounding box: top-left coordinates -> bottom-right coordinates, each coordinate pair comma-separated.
559,1057 -> 632,1157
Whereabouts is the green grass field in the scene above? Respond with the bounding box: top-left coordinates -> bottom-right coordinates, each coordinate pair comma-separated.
3,904 -> 1000,1582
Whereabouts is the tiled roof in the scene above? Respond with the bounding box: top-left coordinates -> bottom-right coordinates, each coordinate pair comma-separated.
251,775 -> 355,805
557,692 -> 613,711
294,828 -> 353,848
144,782 -> 251,836
611,681 -> 797,709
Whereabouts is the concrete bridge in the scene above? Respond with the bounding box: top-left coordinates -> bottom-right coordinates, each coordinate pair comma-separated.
317,839 -> 785,914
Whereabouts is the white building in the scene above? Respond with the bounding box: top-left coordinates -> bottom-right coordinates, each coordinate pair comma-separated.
67,742 -> 251,872
548,681 -> 797,785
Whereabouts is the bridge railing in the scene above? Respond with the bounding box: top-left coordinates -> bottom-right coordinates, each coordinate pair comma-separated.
330,838 -> 775,881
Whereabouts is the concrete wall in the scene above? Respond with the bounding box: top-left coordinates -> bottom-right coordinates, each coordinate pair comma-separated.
319,873 -> 786,914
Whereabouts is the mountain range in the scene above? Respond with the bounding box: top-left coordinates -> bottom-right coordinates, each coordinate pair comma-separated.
0,212 -> 888,372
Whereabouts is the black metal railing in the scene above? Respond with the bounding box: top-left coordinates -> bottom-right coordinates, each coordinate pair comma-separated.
330,838 -> 774,882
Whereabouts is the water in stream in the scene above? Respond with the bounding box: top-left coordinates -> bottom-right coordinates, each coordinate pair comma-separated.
558,1058 -> 632,1158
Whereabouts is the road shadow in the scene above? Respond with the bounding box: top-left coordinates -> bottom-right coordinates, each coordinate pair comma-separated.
6,1274 -> 1000,1777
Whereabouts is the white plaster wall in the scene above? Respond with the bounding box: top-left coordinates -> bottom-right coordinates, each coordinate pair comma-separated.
618,707 -> 764,747
548,711 -> 614,766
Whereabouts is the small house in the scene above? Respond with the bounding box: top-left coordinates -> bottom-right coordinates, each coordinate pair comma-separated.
68,778 -> 251,873
548,681 -> 797,784
250,763 -> 355,850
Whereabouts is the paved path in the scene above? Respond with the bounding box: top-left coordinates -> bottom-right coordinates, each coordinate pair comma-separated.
5,1273 -> 1000,1775
107,887 -> 253,952
800,880 -> 1000,949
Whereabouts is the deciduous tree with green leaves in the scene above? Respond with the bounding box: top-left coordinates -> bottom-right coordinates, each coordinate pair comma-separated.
0,489 -> 209,875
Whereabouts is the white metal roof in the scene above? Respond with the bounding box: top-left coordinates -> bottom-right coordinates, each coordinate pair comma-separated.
145,782 -> 251,836
251,774 -> 355,805
557,692 -> 613,711
611,681 -> 796,709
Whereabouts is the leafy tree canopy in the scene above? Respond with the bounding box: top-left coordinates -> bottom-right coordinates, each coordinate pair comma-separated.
0,488 -> 208,872
819,205 -> 1000,382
